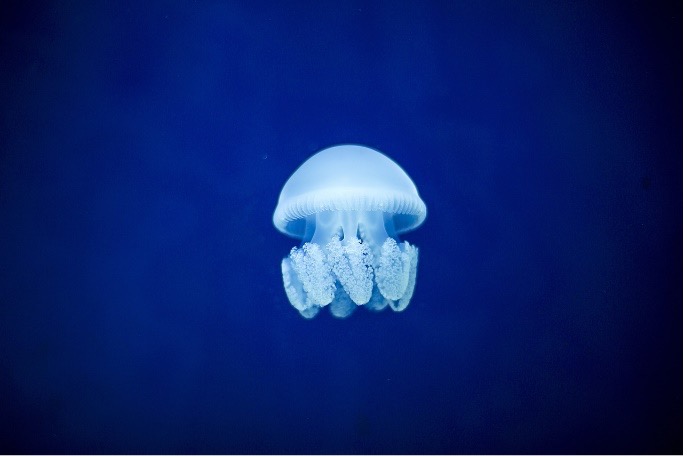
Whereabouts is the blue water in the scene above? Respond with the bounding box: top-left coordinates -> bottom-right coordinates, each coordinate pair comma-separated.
0,1 -> 681,454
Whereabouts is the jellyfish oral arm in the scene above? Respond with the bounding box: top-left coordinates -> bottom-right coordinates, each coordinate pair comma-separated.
280,210 -> 419,318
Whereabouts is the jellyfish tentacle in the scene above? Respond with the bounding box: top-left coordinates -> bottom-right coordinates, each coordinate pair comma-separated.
329,285 -> 357,318
299,305 -> 320,319
364,285 -> 391,311
326,236 -> 374,305
281,257 -> 309,311
288,243 -> 335,306
374,237 -> 411,301
390,243 -> 419,312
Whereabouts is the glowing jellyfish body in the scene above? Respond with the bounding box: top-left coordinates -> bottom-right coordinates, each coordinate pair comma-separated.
273,145 -> 427,318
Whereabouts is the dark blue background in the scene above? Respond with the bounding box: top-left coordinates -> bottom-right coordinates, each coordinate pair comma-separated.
0,1 -> 681,454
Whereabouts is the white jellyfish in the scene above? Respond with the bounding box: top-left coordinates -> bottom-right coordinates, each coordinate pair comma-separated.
273,144 -> 427,319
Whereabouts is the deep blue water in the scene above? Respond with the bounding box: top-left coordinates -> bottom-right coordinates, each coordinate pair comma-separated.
0,1 -> 681,454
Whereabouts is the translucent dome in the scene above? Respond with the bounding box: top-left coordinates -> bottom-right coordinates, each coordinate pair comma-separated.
273,144 -> 427,239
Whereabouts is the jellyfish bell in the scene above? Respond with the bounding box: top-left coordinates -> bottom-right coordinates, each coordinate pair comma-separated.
273,144 -> 426,319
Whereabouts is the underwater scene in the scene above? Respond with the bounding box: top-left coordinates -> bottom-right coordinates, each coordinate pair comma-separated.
0,1 -> 681,454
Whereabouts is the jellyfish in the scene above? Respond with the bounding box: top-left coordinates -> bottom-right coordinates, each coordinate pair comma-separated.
273,144 -> 427,318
